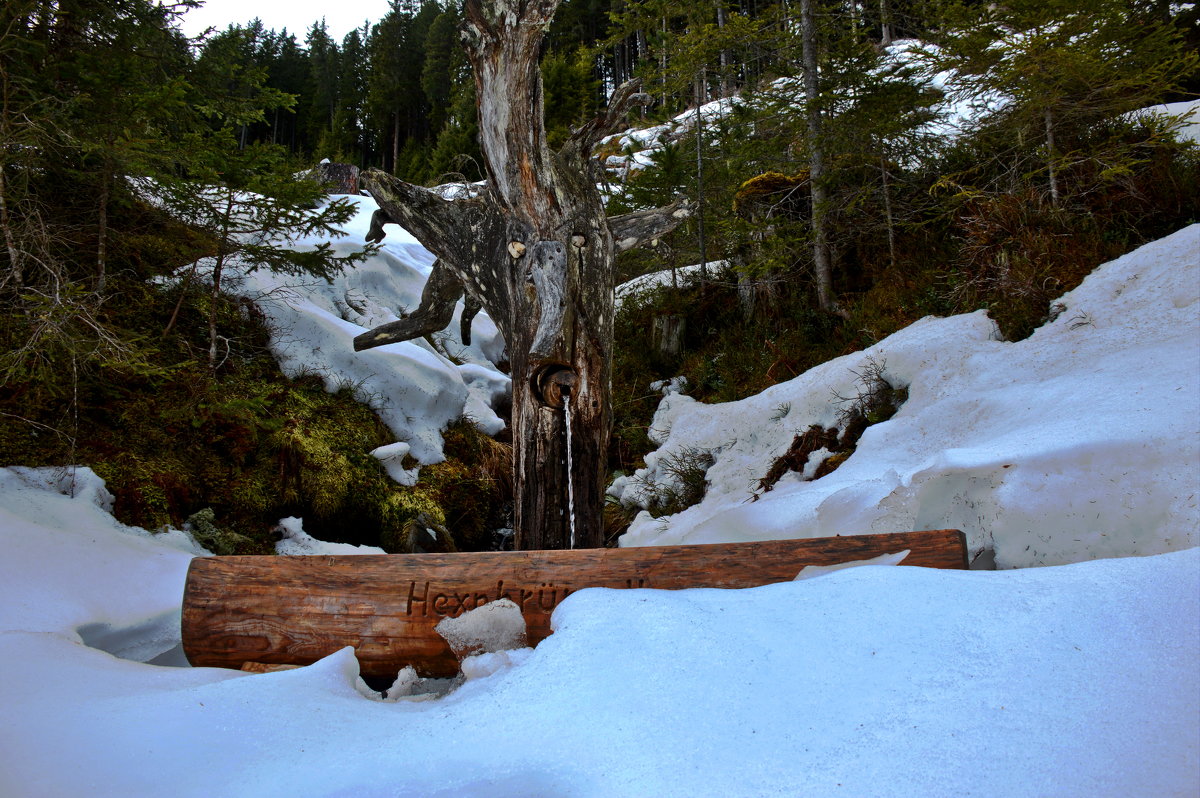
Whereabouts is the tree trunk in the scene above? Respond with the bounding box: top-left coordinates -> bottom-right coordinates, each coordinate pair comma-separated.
208,192 -> 235,371
880,155 -> 896,270
392,111 -> 401,175
1044,106 -> 1059,206
358,1 -> 690,551
800,0 -> 836,314
96,158 -> 110,292
0,170 -> 22,293
660,16 -> 669,107
717,3 -> 734,97
695,70 -> 709,281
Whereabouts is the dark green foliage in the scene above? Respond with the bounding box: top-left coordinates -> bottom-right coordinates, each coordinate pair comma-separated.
542,45 -> 602,149
0,0 -> 512,553
0,268 -> 512,552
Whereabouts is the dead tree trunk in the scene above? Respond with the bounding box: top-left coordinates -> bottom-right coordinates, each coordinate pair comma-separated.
355,0 -> 690,550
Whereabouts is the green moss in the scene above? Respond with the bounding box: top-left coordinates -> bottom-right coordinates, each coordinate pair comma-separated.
184,507 -> 256,555
0,270 -> 520,554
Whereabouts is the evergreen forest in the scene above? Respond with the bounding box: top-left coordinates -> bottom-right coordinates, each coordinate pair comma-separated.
1,0 -> 1197,552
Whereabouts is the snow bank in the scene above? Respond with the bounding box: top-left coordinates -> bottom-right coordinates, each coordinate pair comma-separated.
614,225 -> 1200,569
0,465 -> 1195,796
615,261 -> 721,309
213,193 -> 510,471
274,516 -> 386,556
0,467 -> 200,659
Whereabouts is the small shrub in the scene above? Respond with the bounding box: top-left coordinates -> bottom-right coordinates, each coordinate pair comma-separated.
630,445 -> 716,518
757,358 -> 908,493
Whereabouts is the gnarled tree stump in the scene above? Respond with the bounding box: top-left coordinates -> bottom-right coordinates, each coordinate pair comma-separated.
355,0 -> 691,550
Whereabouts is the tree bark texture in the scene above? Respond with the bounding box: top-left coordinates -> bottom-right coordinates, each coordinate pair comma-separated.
358,0 -> 690,550
800,0 -> 836,314
182,531 -> 969,677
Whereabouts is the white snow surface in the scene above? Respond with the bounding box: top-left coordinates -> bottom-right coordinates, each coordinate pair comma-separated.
275,516 -> 387,556
1,203 -> 1199,793
214,193 -> 510,469
614,225 -> 1200,569
615,261 -> 721,309
0,466 -> 1196,796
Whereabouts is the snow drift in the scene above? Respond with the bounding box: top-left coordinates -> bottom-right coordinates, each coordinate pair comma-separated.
0,467 -> 1195,797
613,225 -> 1200,569
215,194 -> 510,469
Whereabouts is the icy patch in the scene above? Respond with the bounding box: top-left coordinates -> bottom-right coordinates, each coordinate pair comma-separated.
76,610 -> 188,666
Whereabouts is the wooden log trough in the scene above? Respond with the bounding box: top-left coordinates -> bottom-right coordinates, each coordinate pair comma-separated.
182,529 -> 967,677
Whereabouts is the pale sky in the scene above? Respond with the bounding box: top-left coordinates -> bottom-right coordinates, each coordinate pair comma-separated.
177,0 -> 392,42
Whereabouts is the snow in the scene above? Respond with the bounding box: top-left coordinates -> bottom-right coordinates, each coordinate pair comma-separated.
613,225 -> 1200,569
600,45 -> 1200,186
0,465 -> 1196,795
1133,98 -> 1200,145
614,261 -> 720,309
213,193 -> 510,471
275,516 -> 386,556
434,598 -> 528,659
1,159 -> 1198,794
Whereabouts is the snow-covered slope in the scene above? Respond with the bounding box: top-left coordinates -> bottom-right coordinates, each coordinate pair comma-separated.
0,467 -> 1196,797
612,225 -> 1200,569
0,220 -> 1197,796
219,194 -> 510,469
601,46 -> 1200,184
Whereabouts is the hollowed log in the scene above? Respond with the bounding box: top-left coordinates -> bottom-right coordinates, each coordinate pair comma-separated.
182,530 -> 968,677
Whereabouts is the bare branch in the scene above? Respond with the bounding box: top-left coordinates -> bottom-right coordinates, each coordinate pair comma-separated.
460,294 -> 482,346
607,195 -> 694,252
562,80 -> 653,158
352,259 -> 464,352
360,170 -> 471,260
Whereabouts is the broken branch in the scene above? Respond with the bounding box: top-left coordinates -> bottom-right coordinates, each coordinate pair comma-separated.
562,80 -> 654,160
353,259 -> 464,351
607,195 -> 694,252
360,170 -> 471,260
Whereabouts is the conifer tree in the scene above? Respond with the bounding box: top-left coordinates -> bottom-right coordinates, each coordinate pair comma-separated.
921,0 -> 1199,203
156,137 -> 373,368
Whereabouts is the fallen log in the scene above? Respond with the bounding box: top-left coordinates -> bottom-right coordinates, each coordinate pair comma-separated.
182,529 -> 967,677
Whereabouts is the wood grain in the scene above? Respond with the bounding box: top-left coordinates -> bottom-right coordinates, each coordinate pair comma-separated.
182,530 -> 967,677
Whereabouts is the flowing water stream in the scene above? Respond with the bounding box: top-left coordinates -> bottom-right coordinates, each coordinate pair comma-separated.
564,398 -> 576,549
